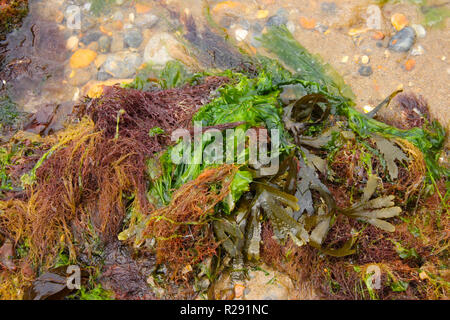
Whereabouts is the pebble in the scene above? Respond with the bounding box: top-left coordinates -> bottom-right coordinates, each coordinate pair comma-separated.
94,54 -> 108,69
235,28 -> 248,42
391,13 -> 409,31
256,10 -> 269,19
341,55 -> 349,63
266,9 -> 288,27
363,104 -> 374,113
113,10 -> 124,21
98,35 -> 111,53
135,3 -> 152,14
321,2 -> 337,15
372,31 -> 385,40
124,29 -> 143,48
358,65 -> 373,77
388,27 -> 415,52
67,67 -> 94,86
66,36 -> 79,51
404,59 -> 416,71
110,34 -> 124,52
97,71 -> 113,81
87,41 -> 99,51
315,23 -> 328,33
411,24 -> 426,38
361,55 -> 370,64
286,21 -> 296,33
102,52 -> 142,78
80,31 -> 103,45
70,49 -> 97,69
410,45 -> 425,56
143,33 -> 177,65
299,17 -> 316,30
135,14 -> 159,28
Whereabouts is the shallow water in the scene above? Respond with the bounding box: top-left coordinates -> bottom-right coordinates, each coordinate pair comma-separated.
0,0 -> 449,137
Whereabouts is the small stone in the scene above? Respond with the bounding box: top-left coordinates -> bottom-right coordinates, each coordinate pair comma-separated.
315,23 -> 328,33
358,65 -> 373,77
98,35 -> 111,53
235,28 -> 248,42
124,29 -> 143,48
372,31 -> 385,40
411,24 -> 426,38
391,13 -> 409,31
361,55 -> 370,64
66,36 -> 79,51
102,52 -> 142,78
135,3 -> 151,14
256,10 -> 269,19
286,21 -> 296,33
96,70 -> 113,82
404,59 -> 416,71
70,49 -> 97,69
363,105 -> 374,113
411,45 -> 424,56
299,17 -> 316,30
67,67 -> 94,86
321,2 -> 337,15
341,55 -> 349,63
110,34 -> 124,52
86,42 -> 98,52
212,1 -> 242,14
266,9 -> 288,27
116,0 -> 124,4
143,33 -> 177,65
80,31 -> 103,45
388,27 -> 415,52
135,14 -> 159,28
94,54 -> 108,69
129,13 -> 135,23
113,10 -> 124,21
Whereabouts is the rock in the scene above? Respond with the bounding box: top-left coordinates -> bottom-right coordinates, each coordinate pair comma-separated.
266,9 -> 288,27
87,41 -> 99,51
143,33 -> 178,65
94,54 -> 108,69
361,55 -> 370,64
70,49 -> 97,69
116,0 -> 124,4
97,71 -> 113,81
391,13 -> 409,31
411,24 -> 426,38
110,33 -> 124,52
80,31 -> 103,45
102,52 -> 142,78
286,21 -> 296,33
315,23 -> 328,33
256,10 -> 269,19
235,29 -> 248,42
404,58 -> 416,71
372,30 -> 385,40
113,10 -> 124,21
66,36 -> 79,51
124,29 -> 143,48
321,2 -> 337,15
135,14 -> 159,28
388,27 -> 415,52
66,66 -> 95,86
411,45 -> 425,56
299,17 -> 316,30
135,3 -> 152,14
251,22 -> 263,34
98,35 -> 111,53
83,79 -> 133,98
358,65 -> 373,77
